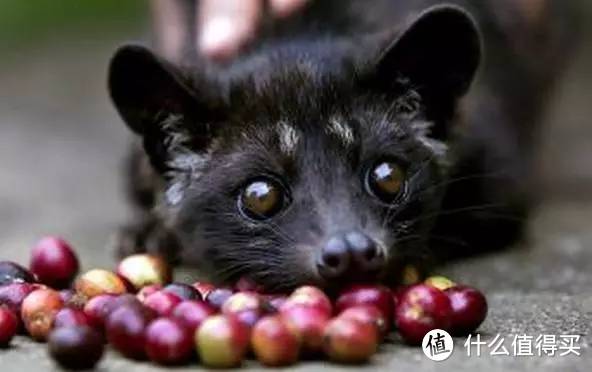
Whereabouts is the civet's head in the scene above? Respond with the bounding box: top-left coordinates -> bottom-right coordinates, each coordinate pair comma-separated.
109,6 -> 481,291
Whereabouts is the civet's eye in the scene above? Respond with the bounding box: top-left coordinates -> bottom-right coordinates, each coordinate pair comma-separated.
366,160 -> 406,203
238,178 -> 287,220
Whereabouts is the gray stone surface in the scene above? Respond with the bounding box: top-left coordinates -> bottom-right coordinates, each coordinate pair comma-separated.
0,10 -> 591,372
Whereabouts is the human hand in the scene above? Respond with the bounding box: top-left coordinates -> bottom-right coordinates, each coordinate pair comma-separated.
197,0 -> 310,60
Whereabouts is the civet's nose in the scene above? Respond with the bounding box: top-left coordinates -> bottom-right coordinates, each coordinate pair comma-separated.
316,230 -> 385,281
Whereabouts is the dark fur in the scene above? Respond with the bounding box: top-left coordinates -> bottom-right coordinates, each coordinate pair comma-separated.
108,0 -> 576,291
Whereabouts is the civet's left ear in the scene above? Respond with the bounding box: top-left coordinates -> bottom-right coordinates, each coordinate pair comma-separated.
370,5 -> 482,129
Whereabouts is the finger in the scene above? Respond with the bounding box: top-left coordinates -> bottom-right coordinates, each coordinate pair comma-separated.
151,0 -> 189,63
198,0 -> 262,61
269,0 -> 310,18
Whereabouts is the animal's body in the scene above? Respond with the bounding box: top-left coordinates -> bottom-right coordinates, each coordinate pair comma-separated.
108,0 -> 575,291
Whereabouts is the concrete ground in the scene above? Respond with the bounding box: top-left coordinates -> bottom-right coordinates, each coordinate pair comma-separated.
0,11 -> 591,372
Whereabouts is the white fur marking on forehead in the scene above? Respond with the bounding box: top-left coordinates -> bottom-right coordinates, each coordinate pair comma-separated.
327,117 -> 354,146
276,121 -> 300,156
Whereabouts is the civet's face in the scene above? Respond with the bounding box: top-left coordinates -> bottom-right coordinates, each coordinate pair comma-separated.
108,6 -> 480,290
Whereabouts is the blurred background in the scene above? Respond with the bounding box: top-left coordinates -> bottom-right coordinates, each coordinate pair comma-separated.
0,1 -> 146,268
0,0 -> 591,283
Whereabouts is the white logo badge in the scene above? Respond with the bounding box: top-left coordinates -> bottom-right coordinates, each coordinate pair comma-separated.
422,329 -> 454,361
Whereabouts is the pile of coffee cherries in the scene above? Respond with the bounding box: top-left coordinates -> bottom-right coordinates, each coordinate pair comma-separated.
0,236 -> 488,369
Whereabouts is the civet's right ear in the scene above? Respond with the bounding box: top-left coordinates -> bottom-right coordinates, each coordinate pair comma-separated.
108,45 -> 221,173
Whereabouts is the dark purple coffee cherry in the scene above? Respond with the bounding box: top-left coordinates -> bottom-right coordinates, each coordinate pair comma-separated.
205,288 -> 234,310
163,283 -> 202,301
54,308 -> 94,329
0,261 -> 36,285
48,326 -> 104,370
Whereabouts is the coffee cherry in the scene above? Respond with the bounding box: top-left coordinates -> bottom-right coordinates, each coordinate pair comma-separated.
395,284 -> 452,345
336,284 -> 393,324
222,292 -> 262,314
117,254 -> 172,291
29,237 -> 79,289
145,317 -> 194,365
136,284 -> 162,302
205,287 -> 234,310
323,316 -> 378,364
0,283 -> 36,328
163,283 -> 202,301
83,294 -> 117,328
339,305 -> 388,339
251,315 -> 300,366
425,276 -> 456,291
222,292 -> 264,327
172,300 -> 216,333
281,305 -> 330,354
445,285 -> 488,336
48,326 -> 104,370
106,304 -> 156,359
195,315 -> 250,368
21,288 -> 64,341
0,261 -> 36,285
54,308 -> 93,329
144,291 -> 182,317
192,281 -> 215,298
82,293 -> 141,331
281,286 -> 332,317
75,269 -> 127,299
291,285 -> 326,298
0,307 -> 18,346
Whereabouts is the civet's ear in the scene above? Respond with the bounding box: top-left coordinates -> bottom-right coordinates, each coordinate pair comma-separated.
371,5 -> 481,127
108,45 -> 220,173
